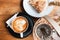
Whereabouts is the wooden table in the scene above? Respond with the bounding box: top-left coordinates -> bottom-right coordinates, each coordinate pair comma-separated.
0,0 -> 59,40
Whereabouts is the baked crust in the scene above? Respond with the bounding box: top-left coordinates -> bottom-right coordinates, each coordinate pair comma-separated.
29,0 -> 46,13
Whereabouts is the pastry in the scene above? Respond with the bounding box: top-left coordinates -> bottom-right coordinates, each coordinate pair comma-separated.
29,0 -> 46,13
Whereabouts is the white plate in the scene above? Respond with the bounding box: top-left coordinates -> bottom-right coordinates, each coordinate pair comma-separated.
23,0 -> 55,18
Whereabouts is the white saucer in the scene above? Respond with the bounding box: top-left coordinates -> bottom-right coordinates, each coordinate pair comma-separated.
23,0 -> 55,18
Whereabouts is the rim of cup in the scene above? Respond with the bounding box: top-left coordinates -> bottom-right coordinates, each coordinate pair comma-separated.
11,16 -> 29,33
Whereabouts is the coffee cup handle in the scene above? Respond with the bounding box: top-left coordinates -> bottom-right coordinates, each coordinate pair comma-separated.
20,32 -> 23,38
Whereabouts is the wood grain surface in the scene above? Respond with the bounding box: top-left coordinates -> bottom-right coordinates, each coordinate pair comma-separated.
0,0 -> 59,40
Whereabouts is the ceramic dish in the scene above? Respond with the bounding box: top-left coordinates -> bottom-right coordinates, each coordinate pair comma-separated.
6,12 -> 34,38
23,0 -> 55,18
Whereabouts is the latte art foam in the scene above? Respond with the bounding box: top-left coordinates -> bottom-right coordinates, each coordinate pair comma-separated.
12,16 -> 28,33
